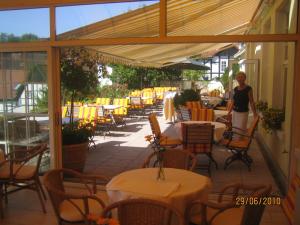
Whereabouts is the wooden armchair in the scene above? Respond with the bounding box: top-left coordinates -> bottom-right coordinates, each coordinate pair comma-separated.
142,148 -> 197,171
102,198 -> 185,225
220,116 -> 259,171
181,123 -> 218,174
186,183 -> 272,225
147,113 -> 181,148
44,168 -> 109,225
0,143 -> 48,217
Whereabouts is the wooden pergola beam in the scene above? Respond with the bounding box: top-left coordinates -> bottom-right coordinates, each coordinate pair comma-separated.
1,34 -> 299,51
0,0 -> 141,10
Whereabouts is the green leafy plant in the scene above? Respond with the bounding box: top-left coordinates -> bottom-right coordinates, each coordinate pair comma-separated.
61,48 -> 100,145
256,100 -> 268,112
261,108 -> 285,133
34,87 -> 48,113
173,89 -> 200,109
62,122 -> 93,145
97,83 -> 130,99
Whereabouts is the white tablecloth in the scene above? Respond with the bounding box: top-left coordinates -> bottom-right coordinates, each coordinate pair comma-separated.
214,110 -> 229,121
174,121 -> 226,142
102,105 -> 122,110
106,168 -> 211,216
202,96 -> 222,107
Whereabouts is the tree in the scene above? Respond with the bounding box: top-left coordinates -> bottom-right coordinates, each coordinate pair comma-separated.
218,63 -> 240,90
109,64 -> 181,89
182,69 -> 206,81
0,33 -> 39,42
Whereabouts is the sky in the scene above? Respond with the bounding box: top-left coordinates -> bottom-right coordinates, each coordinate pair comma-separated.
0,1 -> 158,38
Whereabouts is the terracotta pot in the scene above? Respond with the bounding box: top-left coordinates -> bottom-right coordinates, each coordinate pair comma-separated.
62,142 -> 88,172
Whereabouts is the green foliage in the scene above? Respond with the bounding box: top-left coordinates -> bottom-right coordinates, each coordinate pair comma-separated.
256,100 -> 285,133
97,84 -> 130,99
218,64 -> 240,90
256,100 -> 268,112
109,64 -> 181,89
0,33 -> 39,42
62,122 -> 93,145
34,87 -> 48,113
182,70 -> 205,81
173,89 -> 200,109
60,48 -> 100,145
262,108 -> 285,133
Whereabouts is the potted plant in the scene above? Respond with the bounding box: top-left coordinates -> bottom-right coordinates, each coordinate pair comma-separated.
61,48 -> 100,172
173,89 -> 200,109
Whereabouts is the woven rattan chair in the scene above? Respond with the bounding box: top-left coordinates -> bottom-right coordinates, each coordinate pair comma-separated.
220,116 -> 259,171
142,148 -> 197,171
44,168 -> 108,225
102,198 -> 185,225
181,123 -> 218,174
0,143 -> 48,217
148,113 -> 181,148
187,183 -> 272,225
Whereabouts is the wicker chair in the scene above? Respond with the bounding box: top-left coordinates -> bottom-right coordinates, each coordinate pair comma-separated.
0,143 -> 48,217
148,113 -> 181,148
102,198 -> 185,225
44,168 -> 108,225
142,148 -> 197,171
181,123 -> 218,174
220,116 -> 259,171
187,183 -> 272,225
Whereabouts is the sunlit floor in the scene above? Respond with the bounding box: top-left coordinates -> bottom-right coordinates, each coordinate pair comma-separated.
1,108 -> 289,225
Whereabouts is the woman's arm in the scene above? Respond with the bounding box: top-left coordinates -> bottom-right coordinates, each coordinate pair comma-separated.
248,89 -> 257,117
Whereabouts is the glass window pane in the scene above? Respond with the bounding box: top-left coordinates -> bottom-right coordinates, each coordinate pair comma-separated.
0,52 -> 50,173
0,8 -> 50,42
56,1 -> 159,39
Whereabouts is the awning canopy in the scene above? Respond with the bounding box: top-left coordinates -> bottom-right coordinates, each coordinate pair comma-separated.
60,0 -> 261,67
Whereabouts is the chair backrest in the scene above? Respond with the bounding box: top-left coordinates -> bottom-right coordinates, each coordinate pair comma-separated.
182,123 -> 214,145
130,97 -> 142,105
182,123 -> 214,153
148,113 -> 161,137
102,198 -> 185,225
179,107 -> 191,121
97,105 -> 106,117
206,109 -> 214,121
143,148 -> 197,171
282,175 -> 300,225
62,106 -> 68,118
240,185 -> 272,225
96,98 -> 110,105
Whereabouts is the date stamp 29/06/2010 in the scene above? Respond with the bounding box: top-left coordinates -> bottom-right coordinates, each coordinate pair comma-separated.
235,197 -> 281,206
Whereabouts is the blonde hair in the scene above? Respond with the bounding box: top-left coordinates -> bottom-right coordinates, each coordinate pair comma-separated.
236,71 -> 246,78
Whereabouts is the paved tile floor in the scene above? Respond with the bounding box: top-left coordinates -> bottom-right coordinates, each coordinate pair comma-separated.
1,108 -> 289,225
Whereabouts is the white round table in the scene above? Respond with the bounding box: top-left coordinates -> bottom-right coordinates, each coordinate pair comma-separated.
174,121 -> 226,142
214,110 -> 229,121
106,168 -> 211,217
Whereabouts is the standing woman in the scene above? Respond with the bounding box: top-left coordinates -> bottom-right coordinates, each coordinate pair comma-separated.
228,71 -> 257,134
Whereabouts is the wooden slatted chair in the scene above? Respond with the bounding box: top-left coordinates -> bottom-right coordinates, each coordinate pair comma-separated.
113,98 -> 128,126
187,183 -> 272,225
44,168 -> 108,225
147,113 -> 181,148
129,97 -> 145,115
102,199 -> 185,225
96,105 -> 114,137
142,148 -> 197,171
181,123 -> 218,174
220,116 -> 259,171
281,175 -> 300,225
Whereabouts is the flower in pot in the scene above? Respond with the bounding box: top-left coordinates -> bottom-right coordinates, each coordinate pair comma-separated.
61,48 -> 100,172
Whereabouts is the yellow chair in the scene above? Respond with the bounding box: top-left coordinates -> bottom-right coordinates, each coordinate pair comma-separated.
113,98 -> 128,116
147,113 -> 181,147
143,92 -> 155,106
62,106 -> 68,118
96,98 -> 110,105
